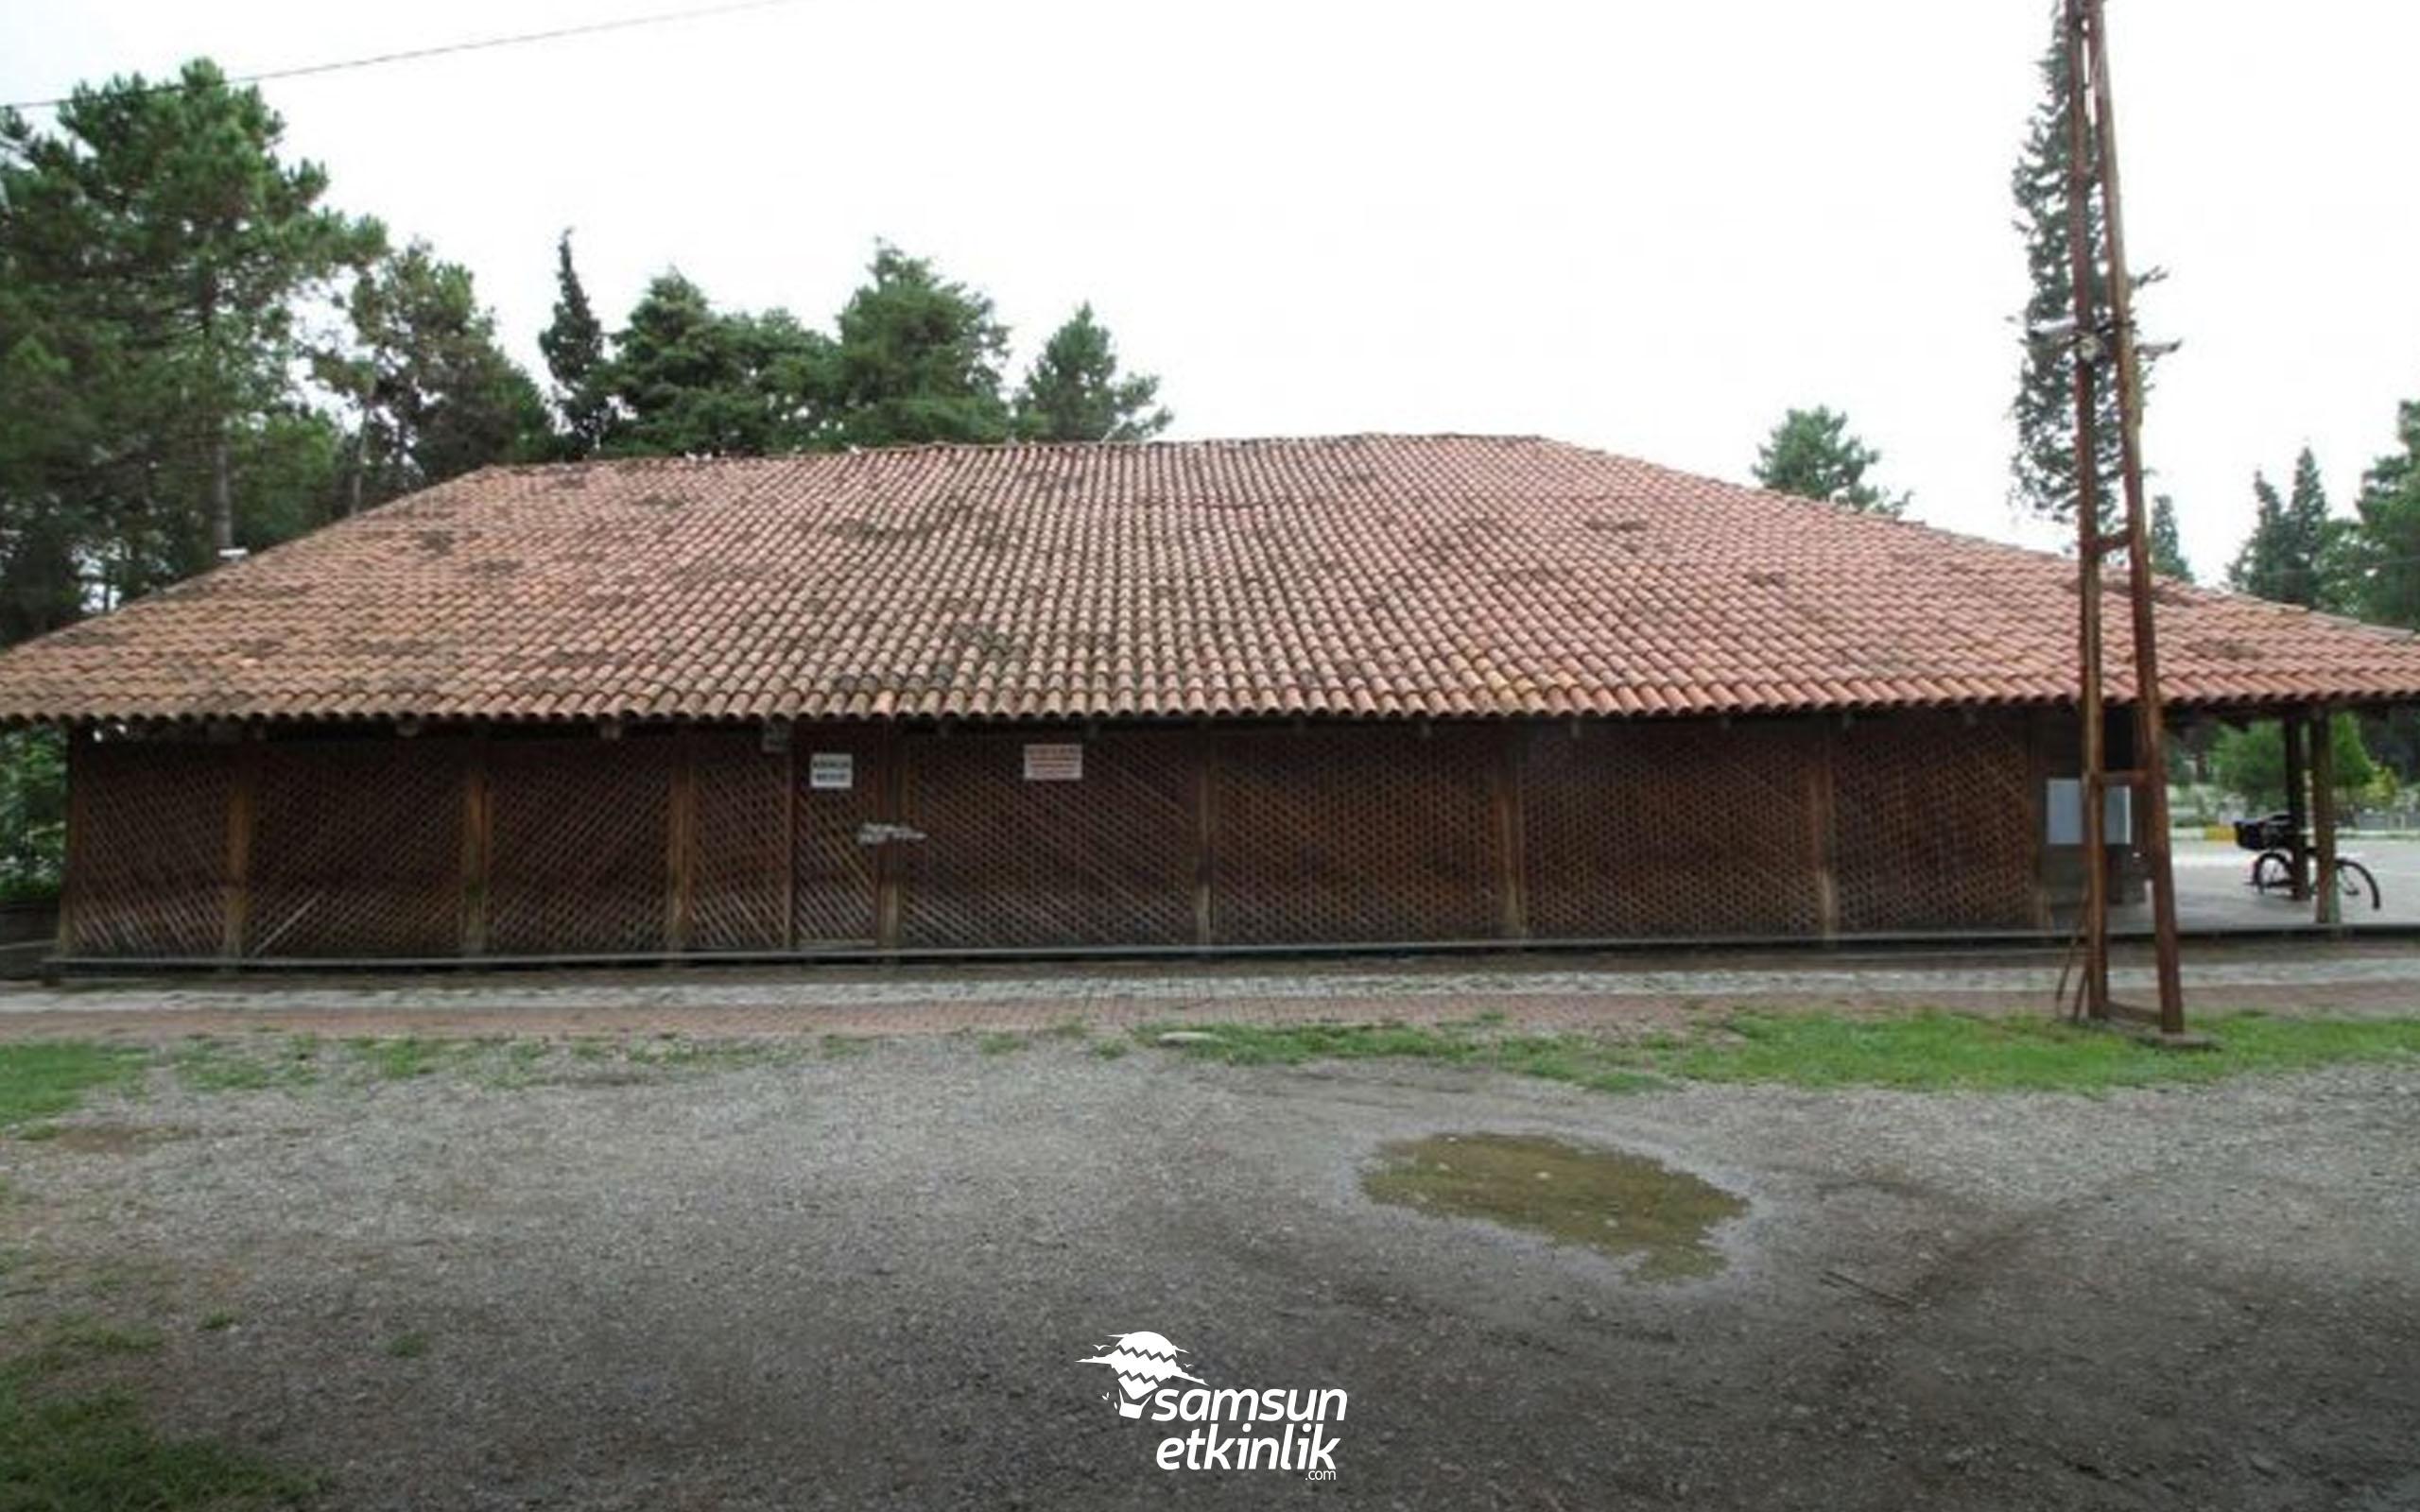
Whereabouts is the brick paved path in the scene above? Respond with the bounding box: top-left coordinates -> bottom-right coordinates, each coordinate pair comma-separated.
4,939 -> 2416,1042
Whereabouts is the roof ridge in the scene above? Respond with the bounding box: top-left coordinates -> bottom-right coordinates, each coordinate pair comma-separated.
487,431 -> 1564,476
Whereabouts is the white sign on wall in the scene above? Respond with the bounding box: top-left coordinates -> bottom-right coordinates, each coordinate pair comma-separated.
808,751 -> 855,791
2044,778 -> 2133,844
1024,743 -> 1084,782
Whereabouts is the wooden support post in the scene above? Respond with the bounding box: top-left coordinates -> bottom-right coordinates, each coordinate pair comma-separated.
874,727 -> 903,954
1808,723 -> 1841,940
2025,713 -> 2053,931
2310,707 -> 2341,931
666,730 -> 697,954
459,733 -> 491,956
1493,724 -> 1529,942
781,741 -> 798,951
2282,709 -> 2310,900
56,731 -> 87,957
220,740 -> 258,961
1193,730 -> 1218,950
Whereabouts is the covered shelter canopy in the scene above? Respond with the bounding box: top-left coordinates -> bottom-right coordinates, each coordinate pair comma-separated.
5,435 -> 2412,967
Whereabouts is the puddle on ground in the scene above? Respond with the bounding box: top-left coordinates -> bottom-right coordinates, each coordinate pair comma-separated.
1362,1132 -> 1746,1281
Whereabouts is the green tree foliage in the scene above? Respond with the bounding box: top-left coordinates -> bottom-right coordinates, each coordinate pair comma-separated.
0,63 -> 370,624
832,246 -> 1011,447
0,729 -> 64,902
2226,449 -> 2345,609
2148,494 -> 2191,580
539,232 -> 614,459
2009,18 -> 2165,529
2208,713 -> 2376,812
1012,304 -> 1171,442
2344,396 -> 2420,628
603,273 -> 830,457
1751,407 -> 1907,515
319,243 -> 548,510
0,60 -> 380,577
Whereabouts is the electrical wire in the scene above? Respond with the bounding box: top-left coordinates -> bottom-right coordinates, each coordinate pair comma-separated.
3,0 -> 804,112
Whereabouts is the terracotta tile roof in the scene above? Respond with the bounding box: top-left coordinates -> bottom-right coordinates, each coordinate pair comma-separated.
9,434 -> 2420,725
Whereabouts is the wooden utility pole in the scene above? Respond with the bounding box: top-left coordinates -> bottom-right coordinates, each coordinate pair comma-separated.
2065,0 -> 2187,1036
2063,0 -> 2110,1021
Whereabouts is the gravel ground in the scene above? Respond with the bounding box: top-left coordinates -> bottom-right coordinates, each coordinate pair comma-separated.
11,936 -> 2420,1042
6,1039 -> 2418,1510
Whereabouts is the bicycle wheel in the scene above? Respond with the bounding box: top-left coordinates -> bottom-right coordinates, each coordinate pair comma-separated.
2251,850 -> 2294,894
2335,859 -> 2381,912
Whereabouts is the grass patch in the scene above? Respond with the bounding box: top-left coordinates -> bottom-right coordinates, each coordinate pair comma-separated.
199,1312 -> 236,1332
977,1032 -> 1028,1057
475,1040 -> 549,1090
1666,1011 -> 2420,1092
42,1315 -> 164,1363
0,1237 -> 311,1508
171,1037 -> 318,1094
0,1043 -> 145,1130
1091,1040 -> 1130,1060
617,1038 -> 786,1072
0,1367 -> 316,1510
1145,1011 -> 2420,1095
345,1037 -> 465,1081
383,1332 -> 429,1360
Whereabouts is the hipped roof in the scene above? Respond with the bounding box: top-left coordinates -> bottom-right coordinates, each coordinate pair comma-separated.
7,433 -> 2418,726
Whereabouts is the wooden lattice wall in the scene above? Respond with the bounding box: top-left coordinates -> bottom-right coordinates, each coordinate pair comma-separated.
61,738 -> 233,957
246,739 -> 464,957
58,711 -> 2050,959
1213,727 -> 1503,944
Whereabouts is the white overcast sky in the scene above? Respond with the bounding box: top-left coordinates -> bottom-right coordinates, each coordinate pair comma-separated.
5,0 -> 2417,581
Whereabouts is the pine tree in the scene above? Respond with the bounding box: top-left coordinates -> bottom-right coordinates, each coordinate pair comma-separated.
2009,16 -> 2165,529
1751,407 -> 1907,515
832,246 -> 1011,448
2147,494 -> 2191,581
539,232 -> 613,458
2347,396 -> 2420,628
320,243 -> 548,510
2229,472 -> 2294,604
604,273 -> 829,457
2227,449 -> 2336,609
1011,304 -> 1171,442
0,60 -> 375,610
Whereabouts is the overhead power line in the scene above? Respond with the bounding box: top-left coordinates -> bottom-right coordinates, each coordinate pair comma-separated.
3,0 -> 804,112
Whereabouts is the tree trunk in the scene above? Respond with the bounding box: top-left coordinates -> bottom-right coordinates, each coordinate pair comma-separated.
211,425 -> 233,557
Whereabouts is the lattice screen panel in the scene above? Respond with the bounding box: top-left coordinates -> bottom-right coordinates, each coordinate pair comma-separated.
1523,721 -> 1824,939
247,738 -> 465,958
488,735 -> 674,954
687,732 -> 787,952
792,729 -> 882,946
1834,713 -> 2037,932
898,732 -> 1195,948
65,738 -> 233,957
1212,727 -> 1500,944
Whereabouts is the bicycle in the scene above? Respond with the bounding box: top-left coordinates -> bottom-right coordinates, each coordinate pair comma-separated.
2235,813 -> 2381,912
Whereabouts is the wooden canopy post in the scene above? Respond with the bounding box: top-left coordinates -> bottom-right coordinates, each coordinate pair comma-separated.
2309,707 -> 2341,930
220,740 -> 259,961
459,731 -> 492,957
2282,708 -> 2310,900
